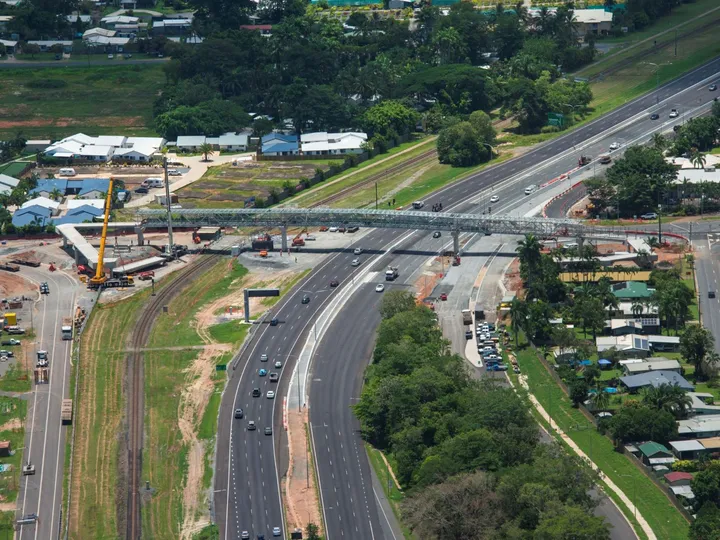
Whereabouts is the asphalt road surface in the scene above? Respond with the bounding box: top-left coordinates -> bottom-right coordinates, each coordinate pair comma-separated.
215,57 -> 720,539
16,268 -> 81,540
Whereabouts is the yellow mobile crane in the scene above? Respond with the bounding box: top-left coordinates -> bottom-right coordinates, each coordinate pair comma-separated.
88,179 -> 134,290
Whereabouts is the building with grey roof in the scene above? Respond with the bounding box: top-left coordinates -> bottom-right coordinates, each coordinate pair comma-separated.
620,370 -> 694,393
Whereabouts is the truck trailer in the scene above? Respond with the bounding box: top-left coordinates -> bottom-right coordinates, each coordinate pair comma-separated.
461,309 -> 472,326
61,399 -> 73,424
61,317 -> 73,340
385,266 -> 399,281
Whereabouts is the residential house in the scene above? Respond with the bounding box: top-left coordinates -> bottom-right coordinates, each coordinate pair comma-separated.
638,442 -> 675,466
678,415 -> 720,439
611,281 -> 655,300
186,36 -> 204,45
30,179 -> 69,198
152,19 -> 192,36
0,15 -> 13,31
77,145 -> 113,162
66,14 -> 92,24
648,335 -> 681,352
11,206 -> 52,228
21,197 -> 61,214
114,24 -> 142,37
300,132 -> 367,156
95,135 -> 127,148
0,39 -> 17,55
669,484 -> 695,503
112,146 -> 157,162
74,178 -> 111,198
66,199 -> 105,211
0,173 -> 20,195
125,136 -> 165,149
219,133 -> 249,152
606,319 -> 644,336
699,437 -> 720,456
261,133 -> 299,156
623,358 -> 681,376
611,302 -> 659,319
239,24 -> 273,36
120,0 -> 137,8
62,205 -> 104,223
669,441 -> 705,460
25,140 -> 51,152
28,40 -> 73,53
559,270 -> 652,284
573,8 -> 613,37
101,15 -> 139,27
620,370 -> 694,393
596,334 -> 650,356
175,135 -> 207,152
688,393 -> 720,416
84,35 -> 131,51
83,27 -> 116,40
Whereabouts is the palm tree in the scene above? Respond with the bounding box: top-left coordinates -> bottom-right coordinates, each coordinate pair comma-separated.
199,142 -> 214,162
516,234 -> 542,285
509,298 -> 528,348
691,149 -> 706,170
590,389 -> 610,411
49,187 -> 63,202
651,133 -> 668,152
631,301 -> 644,318
641,383 -> 692,418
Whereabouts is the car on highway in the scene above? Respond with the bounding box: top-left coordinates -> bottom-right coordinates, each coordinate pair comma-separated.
609,142 -> 620,151
134,187 -> 149,194
301,295 -> 310,304
669,109 -> 679,118
259,369 -> 267,376
650,113 -> 660,120
375,283 -> 385,293
252,388 -> 261,397
234,408 -> 244,419
330,279 -> 339,287
265,426 -> 273,435
273,527 -> 282,537
274,360 -> 282,368
261,354 -> 268,362
247,421 -> 256,431
40,282 -> 49,294
490,195 -> 499,203
599,155 -> 612,164
711,84 -> 718,91
241,532 -> 250,540
267,390 -> 275,399
328,226 -> 339,232
432,231 -> 441,238
709,291 -> 716,299
412,200 -> 425,209
353,247 -> 363,255
440,293 -> 448,301
270,317 -> 279,326
269,372 -> 279,382
640,212 -> 658,220
351,258 -> 360,267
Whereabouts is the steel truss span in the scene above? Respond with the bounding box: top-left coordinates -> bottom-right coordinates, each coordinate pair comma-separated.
136,207 -> 617,237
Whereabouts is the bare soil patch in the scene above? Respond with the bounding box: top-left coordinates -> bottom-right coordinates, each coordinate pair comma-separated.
0,418 -> 21,431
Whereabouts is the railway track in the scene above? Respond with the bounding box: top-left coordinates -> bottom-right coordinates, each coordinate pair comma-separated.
309,148 -> 438,208
125,253 -> 221,539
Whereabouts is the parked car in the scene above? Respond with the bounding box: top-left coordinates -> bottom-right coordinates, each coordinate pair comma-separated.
640,212 -> 658,220
134,187 -> 149,194
440,293 -> 448,301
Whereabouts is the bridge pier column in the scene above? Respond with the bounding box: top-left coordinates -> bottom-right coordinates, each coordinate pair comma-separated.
74,246 -> 80,265
452,230 -> 460,255
280,226 -> 288,252
135,226 -> 145,246
62,235 -> 68,249
244,289 -> 250,323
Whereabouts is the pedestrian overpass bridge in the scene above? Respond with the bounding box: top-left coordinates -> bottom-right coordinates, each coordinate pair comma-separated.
136,207 -> 624,253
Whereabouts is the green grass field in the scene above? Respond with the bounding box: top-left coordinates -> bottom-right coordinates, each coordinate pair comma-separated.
0,64 -> 165,140
0,396 -> 26,503
511,338 -> 689,539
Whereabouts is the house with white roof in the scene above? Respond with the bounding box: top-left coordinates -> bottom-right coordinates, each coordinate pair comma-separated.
300,132 -> 367,156
95,135 -> 127,148
112,145 -> 157,162
0,39 -> 17,54
596,334 -> 650,356
66,14 -> 92,24
218,133 -> 248,151
572,9 -> 613,37
0,173 -> 20,195
28,40 -> 73,53
66,199 -> 105,211
83,27 -> 116,40
101,15 -> 139,27
77,145 -> 113,162
176,136 -> 208,152
21,196 -> 61,214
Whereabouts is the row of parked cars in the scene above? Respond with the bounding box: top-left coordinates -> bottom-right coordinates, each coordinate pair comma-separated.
470,322 -> 512,372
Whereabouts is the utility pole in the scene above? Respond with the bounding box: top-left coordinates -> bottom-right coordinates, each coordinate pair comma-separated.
163,157 -> 175,259
375,182 -> 378,210
674,29 -> 677,57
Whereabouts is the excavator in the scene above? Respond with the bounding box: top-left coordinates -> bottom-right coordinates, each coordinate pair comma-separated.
88,178 -> 134,290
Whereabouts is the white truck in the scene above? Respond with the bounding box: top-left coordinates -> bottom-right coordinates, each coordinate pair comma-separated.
61,317 -> 73,340
385,266 -> 399,281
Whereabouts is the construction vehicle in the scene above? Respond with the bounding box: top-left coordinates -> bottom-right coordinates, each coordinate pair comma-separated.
461,309 -> 472,326
385,266 -> 399,281
292,233 -> 305,247
0,263 -> 19,272
34,367 -> 48,384
61,399 -> 73,424
192,232 -> 201,244
259,250 -> 268,258
61,317 -> 73,340
3,313 -> 17,326
10,258 -> 40,268
88,178 -> 115,289
252,233 -> 273,251
578,155 -> 591,166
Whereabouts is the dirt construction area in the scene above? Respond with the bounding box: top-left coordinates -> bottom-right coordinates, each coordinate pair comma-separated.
34,163 -> 189,190
176,160 -> 341,208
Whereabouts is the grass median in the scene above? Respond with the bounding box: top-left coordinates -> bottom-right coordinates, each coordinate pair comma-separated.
510,337 -> 689,540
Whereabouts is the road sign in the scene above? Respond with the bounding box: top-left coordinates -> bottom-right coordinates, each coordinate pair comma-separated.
548,112 -> 565,127
216,364 -> 227,371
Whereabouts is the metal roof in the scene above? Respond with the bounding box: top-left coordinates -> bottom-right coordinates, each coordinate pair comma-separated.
112,256 -> 166,275
620,371 -> 694,391
669,440 -> 704,452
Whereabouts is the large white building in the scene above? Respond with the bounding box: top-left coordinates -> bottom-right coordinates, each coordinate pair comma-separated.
44,133 -> 165,162
300,132 -> 367,156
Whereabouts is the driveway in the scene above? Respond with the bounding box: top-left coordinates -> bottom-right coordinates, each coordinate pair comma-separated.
124,152 -> 254,208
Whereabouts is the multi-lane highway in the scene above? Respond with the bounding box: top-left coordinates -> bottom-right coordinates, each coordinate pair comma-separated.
16,268 -> 81,540
215,57 -> 720,539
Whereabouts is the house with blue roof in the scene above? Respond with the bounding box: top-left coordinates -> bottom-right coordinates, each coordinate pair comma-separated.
66,205 -> 104,220
75,178 -> 110,198
261,133 -> 299,156
30,179 -> 69,198
30,178 -> 110,199
11,206 -> 52,228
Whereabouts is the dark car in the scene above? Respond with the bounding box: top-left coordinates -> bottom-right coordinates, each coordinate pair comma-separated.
234,408 -> 244,419
432,231 -> 441,238
134,187 -> 149,194
330,280 -> 339,287
650,113 -> 660,120
265,426 -> 272,435
252,388 -> 261,397
270,317 -> 279,326
269,372 -> 279,382
710,84 -> 718,91
710,291 -> 716,299
338,226 -> 346,233
301,295 -> 310,304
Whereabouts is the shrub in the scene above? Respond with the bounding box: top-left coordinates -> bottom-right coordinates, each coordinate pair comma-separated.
672,460 -> 698,473
26,79 -> 68,89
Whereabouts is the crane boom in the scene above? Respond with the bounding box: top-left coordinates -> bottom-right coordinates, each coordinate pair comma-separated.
89,178 -> 114,287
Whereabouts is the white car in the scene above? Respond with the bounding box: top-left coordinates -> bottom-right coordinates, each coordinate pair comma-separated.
273,527 -> 282,537
267,390 -> 275,399
490,195 -> 499,203
274,360 -> 282,369
260,354 -> 268,362
609,142 -> 620,151
669,109 -> 679,118
351,258 -> 360,267
353,247 -> 363,255
167,169 -> 182,176
328,226 -> 339,232
375,284 -> 385,293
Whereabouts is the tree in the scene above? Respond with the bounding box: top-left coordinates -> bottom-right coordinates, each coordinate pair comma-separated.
509,298 -> 528,347
690,502 -> 720,540
609,402 -> 677,444
23,43 -> 41,59
49,188 -> 63,201
362,100 -> 419,139
379,290 -> 417,320
199,142 -> 214,161
590,389 -> 610,411
641,383 -> 692,418
468,110 -> 496,146
691,149 -> 707,170
305,522 -> 321,540
535,505 -> 610,539
569,379 -> 589,407
516,233 -> 542,287
681,325 -> 715,380
436,122 -> 490,167
692,462 -> 720,508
